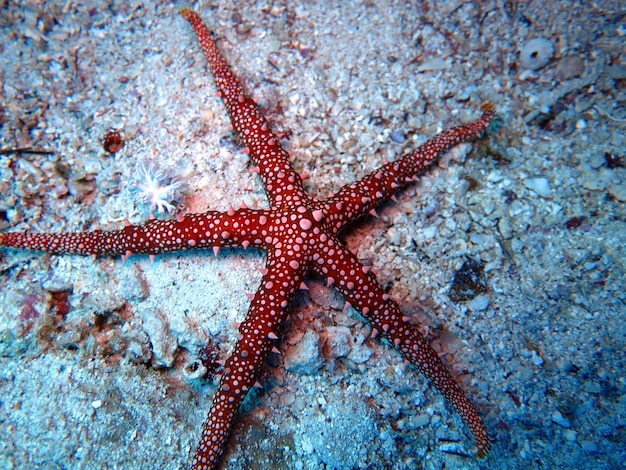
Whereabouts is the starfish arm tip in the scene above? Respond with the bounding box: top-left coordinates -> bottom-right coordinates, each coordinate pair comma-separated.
481,102 -> 496,114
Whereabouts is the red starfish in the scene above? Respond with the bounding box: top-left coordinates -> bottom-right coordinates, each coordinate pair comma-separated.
0,9 -> 496,469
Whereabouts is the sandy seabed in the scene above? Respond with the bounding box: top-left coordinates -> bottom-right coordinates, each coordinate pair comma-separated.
1,1 -> 624,469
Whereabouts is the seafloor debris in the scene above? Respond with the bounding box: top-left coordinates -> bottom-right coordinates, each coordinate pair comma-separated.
102,130 -> 125,154
519,37 -> 555,70
449,258 -> 487,302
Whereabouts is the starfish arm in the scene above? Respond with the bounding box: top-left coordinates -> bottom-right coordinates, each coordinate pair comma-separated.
181,9 -> 307,209
312,237 -> 491,457
0,210 -> 270,256
325,104 -> 496,231
192,248 -> 306,469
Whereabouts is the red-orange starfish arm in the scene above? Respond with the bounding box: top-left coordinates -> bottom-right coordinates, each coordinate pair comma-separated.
312,237 -> 491,457
181,8 -> 308,209
325,104 -> 495,231
192,249 -> 306,470
0,210 -> 270,256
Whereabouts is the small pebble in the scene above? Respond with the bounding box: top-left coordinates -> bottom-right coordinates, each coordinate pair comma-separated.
581,175 -> 606,191
121,266 -> 149,301
581,440 -> 598,453
457,85 -> 476,101
524,177 -> 552,198
279,391 -> 296,406
309,281 -> 344,309
285,330 -> 323,374
470,294 -> 490,312
41,278 -> 74,293
323,326 -> 352,359
348,343 -> 374,364
519,38 -> 554,70
481,198 -> 495,216
139,308 -> 179,367
555,55 -> 585,80
301,436 -> 314,454
498,217 -> 513,239
608,182 -> 626,202
390,129 -> 407,144
552,410 -> 572,428
387,226 -> 402,245
442,142 -> 471,165
588,153 -> 607,169
417,56 -> 448,72
531,350 -> 544,367
563,429 -> 577,442
413,413 -> 431,428
555,358 -> 573,373
423,201 -> 439,217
